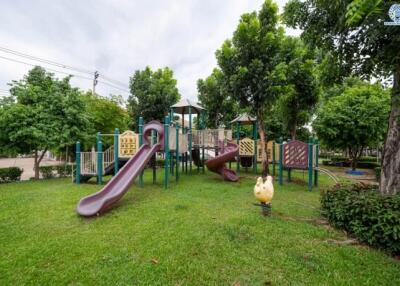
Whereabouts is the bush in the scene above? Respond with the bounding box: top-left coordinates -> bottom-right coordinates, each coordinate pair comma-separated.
39,166 -> 55,179
375,167 -> 381,182
321,184 -> 400,255
322,160 -> 330,166
55,164 -> 74,177
0,167 -> 23,183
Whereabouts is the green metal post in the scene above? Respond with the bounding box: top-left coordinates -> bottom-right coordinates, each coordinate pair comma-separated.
176,123 -> 180,182
152,130 -> 156,184
314,139 -> 319,186
279,137 -> 283,186
97,139 -> 103,184
201,112 -> 205,173
253,122 -> 257,174
138,117 -> 144,187
114,128 -> 119,174
75,141 -> 81,184
287,139 -> 292,182
272,141 -> 276,176
308,137 -> 314,192
236,122 -> 240,172
188,107 -> 192,173
164,116 -> 170,188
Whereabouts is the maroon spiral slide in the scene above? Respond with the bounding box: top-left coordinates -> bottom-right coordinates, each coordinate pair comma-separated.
206,142 -> 239,182
76,121 -> 164,217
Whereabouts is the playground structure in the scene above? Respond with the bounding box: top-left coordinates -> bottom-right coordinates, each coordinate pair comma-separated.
75,99 -> 338,216
277,138 -> 339,191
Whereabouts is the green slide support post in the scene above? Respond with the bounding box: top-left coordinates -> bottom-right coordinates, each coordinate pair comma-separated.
278,137 -> 283,186
114,128 -> 119,174
253,121 -> 257,174
138,117 -> 144,187
176,123 -> 180,182
272,141 -> 276,176
314,139 -> 319,186
188,107 -> 192,174
308,137 -> 314,192
201,112 -> 205,173
164,116 -> 170,188
236,122 -> 240,172
152,130 -> 157,184
287,139 -> 291,182
75,141 -> 81,184
97,138 -> 103,185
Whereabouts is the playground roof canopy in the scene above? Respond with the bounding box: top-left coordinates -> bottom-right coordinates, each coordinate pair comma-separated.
230,113 -> 256,125
171,98 -> 205,114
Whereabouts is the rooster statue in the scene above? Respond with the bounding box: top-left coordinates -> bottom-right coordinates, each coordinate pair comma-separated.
254,176 -> 274,216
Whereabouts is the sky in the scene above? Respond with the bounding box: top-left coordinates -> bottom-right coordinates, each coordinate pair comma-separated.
0,0 -> 298,102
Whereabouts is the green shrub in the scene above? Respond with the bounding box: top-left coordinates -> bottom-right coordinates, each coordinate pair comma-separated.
55,164 -> 74,177
358,156 -> 378,163
39,166 -> 55,179
375,167 -> 381,182
0,167 -> 23,183
322,160 -> 331,166
321,184 -> 400,255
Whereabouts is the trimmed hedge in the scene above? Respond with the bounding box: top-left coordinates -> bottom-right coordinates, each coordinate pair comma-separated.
39,164 -> 74,179
0,167 -> 23,183
321,184 -> 400,255
39,166 -> 55,179
322,157 -> 380,169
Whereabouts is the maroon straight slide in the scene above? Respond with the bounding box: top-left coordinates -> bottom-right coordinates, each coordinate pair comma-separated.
76,121 -> 164,217
206,141 -> 239,182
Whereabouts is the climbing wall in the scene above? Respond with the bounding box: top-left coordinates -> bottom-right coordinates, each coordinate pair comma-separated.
283,140 -> 308,169
239,138 -> 254,156
119,131 -> 139,157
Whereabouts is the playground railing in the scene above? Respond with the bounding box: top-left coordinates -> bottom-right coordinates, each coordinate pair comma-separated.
192,129 -> 232,147
80,152 -> 97,175
103,146 -> 115,172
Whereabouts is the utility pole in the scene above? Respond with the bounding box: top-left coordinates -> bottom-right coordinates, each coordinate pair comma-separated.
93,71 -> 99,94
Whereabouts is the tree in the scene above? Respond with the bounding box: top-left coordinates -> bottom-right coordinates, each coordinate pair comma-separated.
197,69 -> 238,128
277,37 -> 319,139
283,0 -> 400,194
0,66 -> 90,178
82,92 -> 130,146
127,66 -> 180,129
314,82 -> 390,170
214,0 -> 288,176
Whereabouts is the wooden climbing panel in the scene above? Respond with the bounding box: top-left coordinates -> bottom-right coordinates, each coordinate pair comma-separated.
283,140 -> 308,169
119,131 -> 139,157
239,138 -> 255,156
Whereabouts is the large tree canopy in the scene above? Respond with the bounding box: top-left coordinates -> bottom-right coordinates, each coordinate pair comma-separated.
284,0 -> 400,194
0,66 -> 90,178
277,36 -> 319,140
82,92 -> 130,147
314,81 -> 390,170
197,69 -> 238,128
127,66 -> 180,129
214,0 -> 288,176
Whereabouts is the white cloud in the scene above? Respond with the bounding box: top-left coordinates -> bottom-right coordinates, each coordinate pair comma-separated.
0,0 -> 297,101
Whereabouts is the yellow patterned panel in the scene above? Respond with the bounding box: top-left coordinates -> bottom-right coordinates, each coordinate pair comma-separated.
119,131 -> 139,158
239,138 -> 254,156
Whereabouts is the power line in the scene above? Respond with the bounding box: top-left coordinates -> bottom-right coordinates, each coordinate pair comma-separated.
0,46 -> 93,75
0,55 -> 130,93
0,45 -> 130,90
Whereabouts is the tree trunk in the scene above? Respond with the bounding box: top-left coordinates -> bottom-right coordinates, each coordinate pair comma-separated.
258,117 -> 269,177
291,119 -> 297,140
291,126 -> 296,140
34,150 -> 40,179
380,68 -> 400,195
34,148 -> 48,179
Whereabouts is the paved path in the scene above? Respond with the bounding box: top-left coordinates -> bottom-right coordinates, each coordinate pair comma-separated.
0,158 -> 63,180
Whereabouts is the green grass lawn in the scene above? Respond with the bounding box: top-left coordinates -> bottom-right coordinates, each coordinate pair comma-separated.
0,169 -> 399,285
